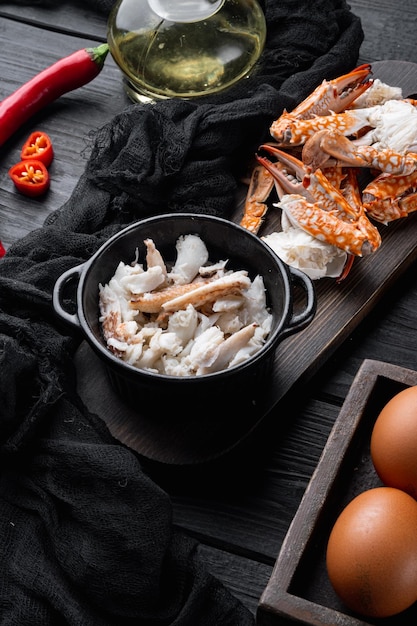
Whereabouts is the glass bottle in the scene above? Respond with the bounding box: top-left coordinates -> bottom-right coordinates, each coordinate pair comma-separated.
107,0 -> 267,102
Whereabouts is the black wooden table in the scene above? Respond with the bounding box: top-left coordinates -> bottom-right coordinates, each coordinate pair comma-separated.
2,1 -> 417,622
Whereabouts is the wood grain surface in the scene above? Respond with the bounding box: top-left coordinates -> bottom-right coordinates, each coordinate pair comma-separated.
2,2 -> 417,621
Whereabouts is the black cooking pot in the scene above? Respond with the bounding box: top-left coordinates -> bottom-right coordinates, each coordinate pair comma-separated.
53,214 -> 316,421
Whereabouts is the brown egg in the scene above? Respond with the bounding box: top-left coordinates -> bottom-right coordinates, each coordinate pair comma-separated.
371,385 -> 417,498
326,487 -> 417,617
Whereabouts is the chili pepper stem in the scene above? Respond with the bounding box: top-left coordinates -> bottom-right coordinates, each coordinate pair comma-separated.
87,43 -> 109,68
0,43 -> 110,147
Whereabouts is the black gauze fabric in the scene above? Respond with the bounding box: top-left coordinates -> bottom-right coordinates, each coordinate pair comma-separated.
0,1 -> 364,624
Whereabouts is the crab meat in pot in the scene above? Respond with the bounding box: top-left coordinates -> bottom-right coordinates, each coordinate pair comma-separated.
99,234 -> 272,376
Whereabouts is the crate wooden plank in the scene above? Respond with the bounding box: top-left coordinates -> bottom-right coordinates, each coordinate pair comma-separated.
258,359 -> 417,626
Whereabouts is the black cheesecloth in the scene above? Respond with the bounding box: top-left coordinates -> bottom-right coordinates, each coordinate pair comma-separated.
0,1 -> 363,623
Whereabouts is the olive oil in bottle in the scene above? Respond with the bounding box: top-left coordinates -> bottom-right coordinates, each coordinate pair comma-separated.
107,0 -> 266,102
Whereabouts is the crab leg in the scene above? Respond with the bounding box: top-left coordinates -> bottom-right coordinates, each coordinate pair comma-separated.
130,271 -> 251,314
362,170 -> 417,223
161,271 -> 251,313
302,129 -> 417,175
258,145 -> 358,219
240,164 -> 275,233
276,195 -> 378,256
273,109 -> 370,148
256,145 -> 381,257
129,280 -> 209,313
270,64 -> 373,145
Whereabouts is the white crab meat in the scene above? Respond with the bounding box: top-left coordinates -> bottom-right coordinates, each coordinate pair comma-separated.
101,265 -> 147,319
186,326 -> 225,371
120,265 -> 166,295
241,274 -> 272,331
262,226 -> 347,280
215,312 -> 244,335
229,325 -> 268,368
99,234 -> 272,376
169,234 -> 209,284
196,323 -> 258,375
135,330 -> 183,371
161,356 -> 194,377
166,304 -> 199,346
357,99 -> 417,154
351,78 -> 402,109
144,238 -> 167,279
99,284 -> 122,334
212,295 -> 244,312
107,338 -> 144,365
199,260 -> 228,276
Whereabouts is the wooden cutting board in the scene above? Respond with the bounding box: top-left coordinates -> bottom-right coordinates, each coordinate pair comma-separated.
75,60 -> 417,465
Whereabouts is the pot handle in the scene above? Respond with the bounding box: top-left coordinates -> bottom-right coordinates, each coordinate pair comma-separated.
280,267 -> 316,340
52,263 -> 85,330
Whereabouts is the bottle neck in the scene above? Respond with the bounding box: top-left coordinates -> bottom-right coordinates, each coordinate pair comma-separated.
147,0 -> 225,22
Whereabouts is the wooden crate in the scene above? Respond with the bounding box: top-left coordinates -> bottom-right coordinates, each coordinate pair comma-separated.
257,359 -> 417,626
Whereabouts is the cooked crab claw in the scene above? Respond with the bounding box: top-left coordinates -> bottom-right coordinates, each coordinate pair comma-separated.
255,145 -> 306,197
256,144 -> 357,220
239,147 -> 305,234
270,64 -> 373,145
254,144 -> 381,257
302,129 -> 369,171
239,163 -> 275,233
302,128 -> 417,175
362,170 -> 417,223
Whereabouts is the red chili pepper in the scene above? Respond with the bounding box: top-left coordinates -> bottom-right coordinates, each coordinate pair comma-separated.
9,160 -> 50,197
0,43 -> 109,147
21,131 -> 54,167
0,241 -> 5,258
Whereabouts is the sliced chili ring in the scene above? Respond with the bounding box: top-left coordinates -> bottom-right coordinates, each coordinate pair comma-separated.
0,240 -> 5,258
21,131 -> 54,167
9,159 -> 50,197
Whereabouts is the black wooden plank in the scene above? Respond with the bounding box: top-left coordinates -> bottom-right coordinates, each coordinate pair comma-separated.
349,0 -> 417,64
138,394 -> 340,561
5,0 -> 417,70
0,3 -> 107,39
0,18 -> 128,250
198,544 -> 272,617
